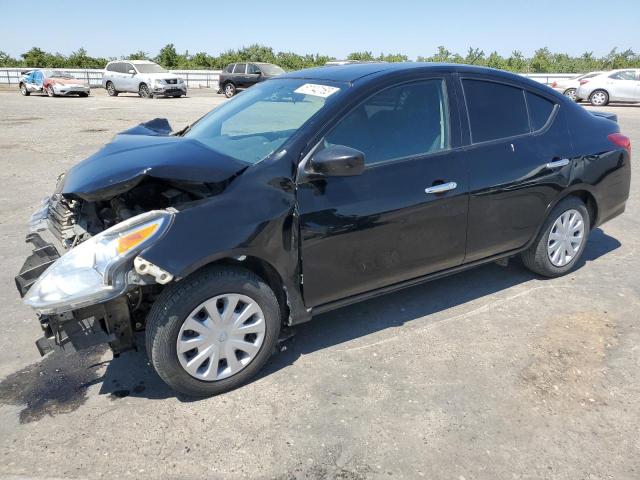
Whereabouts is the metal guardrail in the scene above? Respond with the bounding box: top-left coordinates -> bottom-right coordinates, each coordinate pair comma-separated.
0,67 -> 579,90
0,67 -> 221,89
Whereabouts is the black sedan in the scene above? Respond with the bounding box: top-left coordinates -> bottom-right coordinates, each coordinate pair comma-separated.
17,63 -> 631,397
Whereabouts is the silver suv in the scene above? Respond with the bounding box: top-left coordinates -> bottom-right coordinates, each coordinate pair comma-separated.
102,60 -> 187,98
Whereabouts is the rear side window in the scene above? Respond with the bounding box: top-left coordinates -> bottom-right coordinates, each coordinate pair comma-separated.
106,63 -> 116,72
526,91 -> 555,131
463,79 -> 529,143
325,79 -> 450,166
224,64 -> 234,73
233,63 -> 247,74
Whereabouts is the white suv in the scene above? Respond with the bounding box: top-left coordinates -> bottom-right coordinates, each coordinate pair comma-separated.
102,60 -> 187,98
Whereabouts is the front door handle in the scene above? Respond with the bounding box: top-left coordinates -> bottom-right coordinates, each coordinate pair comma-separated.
545,158 -> 570,169
425,182 -> 457,194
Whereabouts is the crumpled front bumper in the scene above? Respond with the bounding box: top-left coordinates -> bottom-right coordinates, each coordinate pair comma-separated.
15,226 -> 134,357
52,84 -> 90,95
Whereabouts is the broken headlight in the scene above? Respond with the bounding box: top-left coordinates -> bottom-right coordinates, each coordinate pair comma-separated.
24,210 -> 173,314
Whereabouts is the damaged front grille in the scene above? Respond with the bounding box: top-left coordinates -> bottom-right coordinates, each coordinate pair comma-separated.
47,194 -> 82,248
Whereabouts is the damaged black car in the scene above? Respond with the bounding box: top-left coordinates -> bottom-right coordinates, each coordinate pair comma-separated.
16,63 -> 631,396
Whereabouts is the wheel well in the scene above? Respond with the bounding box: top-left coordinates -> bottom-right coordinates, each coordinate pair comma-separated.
590,88 -> 608,98
139,82 -> 148,88
205,256 -> 289,324
568,190 -> 598,228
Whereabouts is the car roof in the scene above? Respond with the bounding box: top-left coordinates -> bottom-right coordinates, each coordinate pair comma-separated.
279,62 -> 536,85
107,60 -> 157,64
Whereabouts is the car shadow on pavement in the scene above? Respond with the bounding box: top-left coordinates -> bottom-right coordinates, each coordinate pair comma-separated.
0,228 -> 620,417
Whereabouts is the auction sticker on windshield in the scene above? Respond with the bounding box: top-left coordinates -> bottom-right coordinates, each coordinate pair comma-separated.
294,84 -> 341,98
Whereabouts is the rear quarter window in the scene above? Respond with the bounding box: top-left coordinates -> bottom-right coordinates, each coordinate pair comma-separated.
526,91 -> 556,131
463,79 -> 529,143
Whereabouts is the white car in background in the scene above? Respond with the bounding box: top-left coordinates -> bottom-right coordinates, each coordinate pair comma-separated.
102,60 -> 187,98
550,71 -> 604,101
575,69 -> 640,106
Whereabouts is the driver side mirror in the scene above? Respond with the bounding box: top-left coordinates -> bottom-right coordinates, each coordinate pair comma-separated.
310,145 -> 365,176
128,69 -> 136,75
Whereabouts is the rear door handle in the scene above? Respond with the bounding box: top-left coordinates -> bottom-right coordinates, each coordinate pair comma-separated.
545,158 -> 570,169
425,182 -> 457,194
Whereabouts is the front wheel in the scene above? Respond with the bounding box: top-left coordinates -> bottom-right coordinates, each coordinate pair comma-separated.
146,265 -> 281,397
521,197 -> 589,277
589,90 -> 609,106
223,82 -> 236,98
46,85 -> 56,97
139,83 -> 153,98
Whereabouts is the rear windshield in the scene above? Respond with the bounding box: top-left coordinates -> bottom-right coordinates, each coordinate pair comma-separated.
184,79 -> 344,164
135,63 -> 167,74
259,64 -> 285,75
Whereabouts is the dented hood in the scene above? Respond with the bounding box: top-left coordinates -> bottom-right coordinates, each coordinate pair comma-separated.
62,119 -> 248,201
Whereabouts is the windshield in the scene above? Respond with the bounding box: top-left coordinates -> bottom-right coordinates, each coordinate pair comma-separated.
184,79 -> 344,164
135,63 -> 167,74
43,70 -> 74,79
259,64 -> 285,76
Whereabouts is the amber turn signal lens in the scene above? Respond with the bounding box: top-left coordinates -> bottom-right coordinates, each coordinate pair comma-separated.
116,223 -> 159,255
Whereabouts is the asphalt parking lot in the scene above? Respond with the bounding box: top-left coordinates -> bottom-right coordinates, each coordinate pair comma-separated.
0,87 -> 638,479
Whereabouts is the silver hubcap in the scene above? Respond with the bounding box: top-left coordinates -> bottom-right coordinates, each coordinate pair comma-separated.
564,89 -> 576,100
225,85 -> 233,95
592,92 -> 606,105
176,293 -> 266,381
547,209 -> 585,267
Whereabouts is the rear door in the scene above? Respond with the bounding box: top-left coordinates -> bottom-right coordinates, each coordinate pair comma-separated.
459,76 -> 570,262
298,76 -> 469,307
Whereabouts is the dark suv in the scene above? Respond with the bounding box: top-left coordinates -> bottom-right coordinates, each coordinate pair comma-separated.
218,62 -> 285,97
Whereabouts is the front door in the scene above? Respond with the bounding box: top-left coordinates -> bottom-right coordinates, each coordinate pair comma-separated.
607,70 -> 638,101
297,77 -> 469,307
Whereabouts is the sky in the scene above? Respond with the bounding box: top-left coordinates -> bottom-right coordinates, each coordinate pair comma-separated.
1,0 -> 638,60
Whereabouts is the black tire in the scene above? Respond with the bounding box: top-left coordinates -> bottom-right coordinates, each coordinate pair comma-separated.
223,82 -> 236,98
563,88 -> 576,101
589,89 -> 609,106
521,196 -> 590,278
106,81 -> 118,96
79,92 -> 89,97
139,83 -> 153,99
19,83 -> 30,96
146,265 -> 281,397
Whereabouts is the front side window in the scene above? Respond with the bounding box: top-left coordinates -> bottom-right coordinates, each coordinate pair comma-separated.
609,70 -> 636,81
184,79 -> 344,164
324,79 -> 450,166
233,63 -> 247,74
123,63 -> 135,73
135,63 -> 167,74
463,79 -> 529,143
247,64 -> 260,74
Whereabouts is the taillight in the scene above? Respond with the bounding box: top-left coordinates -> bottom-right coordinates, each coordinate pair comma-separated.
579,79 -> 590,85
551,81 -> 557,88
608,133 -> 631,156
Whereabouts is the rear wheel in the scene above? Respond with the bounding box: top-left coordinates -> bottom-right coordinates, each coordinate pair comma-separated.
589,90 -> 609,106
79,92 -> 89,97
224,82 -> 236,98
146,265 -> 281,397
521,197 -> 589,277
19,83 -> 29,96
563,88 -> 577,101
106,81 -> 118,96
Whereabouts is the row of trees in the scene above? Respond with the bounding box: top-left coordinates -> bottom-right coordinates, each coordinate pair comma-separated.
1,44 -> 639,73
